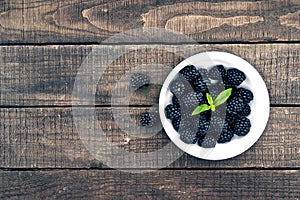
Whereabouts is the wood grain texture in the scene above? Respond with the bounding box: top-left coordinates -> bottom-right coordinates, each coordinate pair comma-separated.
1,0 -> 300,43
0,107 -> 299,169
0,170 -> 299,199
1,44 -> 300,106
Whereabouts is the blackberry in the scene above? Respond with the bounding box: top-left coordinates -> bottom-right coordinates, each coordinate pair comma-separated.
198,68 -> 209,79
225,68 -> 246,86
239,104 -> 251,116
221,121 -> 229,133
192,77 -> 209,93
170,80 -> 186,97
226,97 -> 246,115
225,113 -> 238,130
172,117 -> 181,131
199,135 -> 217,148
199,110 -> 211,121
130,73 -> 150,88
172,95 -> 180,108
181,92 -> 204,108
209,65 -> 227,80
180,110 -> 193,120
197,119 -> 210,136
209,89 -> 219,100
191,137 -> 199,144
225,113 -> 238,122
197,68 -> 211,84
179,65 -> 201,82
180,111 -> 199,132
212,104 -> 227,119
179,127 -> 197,144
227,86 -> 238,98
165,104 -> 181,120
208,84 -> 224,99
234,117 -> 251,136
140,112 -> 157,127
209,116 -> 225,132
217,130 -> 234,143
235,88 -> 254,103
197,134 -> 205,145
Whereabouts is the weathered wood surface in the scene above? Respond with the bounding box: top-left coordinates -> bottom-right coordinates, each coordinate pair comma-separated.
0,170 -> 299,199
1,0 -> 300,43
0,107 -> 299,169
1,44 -> 299,106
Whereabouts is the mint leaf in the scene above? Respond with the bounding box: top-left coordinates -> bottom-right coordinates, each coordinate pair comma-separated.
211,104 -> 216,112
206,93 -> 214,106
213,88 -> 233,107
192,104 -> 210,116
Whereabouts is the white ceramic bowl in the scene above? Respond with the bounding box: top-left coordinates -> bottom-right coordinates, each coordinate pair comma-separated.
159,51 -> 270,160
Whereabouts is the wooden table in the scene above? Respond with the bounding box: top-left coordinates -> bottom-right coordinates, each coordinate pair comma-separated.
0,0 -> 299,199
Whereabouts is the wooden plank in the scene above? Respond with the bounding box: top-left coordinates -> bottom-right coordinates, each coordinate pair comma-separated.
0,170 -> 299,199
1,0 -> 300,43
0,107 -> 299,169
1,44 -> 300,106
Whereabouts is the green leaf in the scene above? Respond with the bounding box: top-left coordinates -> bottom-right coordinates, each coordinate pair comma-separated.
211,104 -> 216,112
206,93 -> 214,106
192,104 -> 211,116
213,88 -> 233,107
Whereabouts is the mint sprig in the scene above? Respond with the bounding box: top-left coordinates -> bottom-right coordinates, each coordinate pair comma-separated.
192,88 -> 232,116
191,104 -> 211,116
214,88 -> 233,106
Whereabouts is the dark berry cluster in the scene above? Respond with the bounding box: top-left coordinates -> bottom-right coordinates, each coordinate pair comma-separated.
165,65 -> 253,148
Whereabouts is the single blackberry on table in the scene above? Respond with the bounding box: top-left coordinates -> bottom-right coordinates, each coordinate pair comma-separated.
226,97 -> 246,115
179,127 -> 197,144
217,130 -> 234,143
170,80 -> 186,97
197,119 -> 210,136
199,135 -> 217,148
234,116 -> 251,136
165,104 -> 181,120
181,92 -> 204,108
239,104 -> 251,116
179,65 -> 201,82
235,88 -> 254,103
139,112 -> 157,127
172,117 -> 181,131
209,65 -> 227,80
192,77 -> 209,93
225,68 -> 246,87
130,73 -> 150,88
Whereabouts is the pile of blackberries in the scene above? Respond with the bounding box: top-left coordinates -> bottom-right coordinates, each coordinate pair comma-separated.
164,65 -> 253,148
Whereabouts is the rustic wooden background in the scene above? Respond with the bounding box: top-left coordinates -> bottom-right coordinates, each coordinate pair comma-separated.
0,0 -> 299,199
